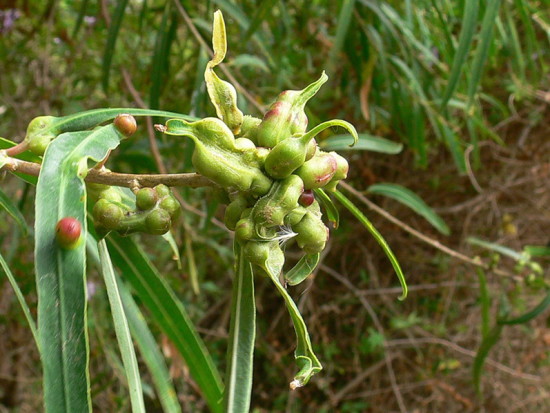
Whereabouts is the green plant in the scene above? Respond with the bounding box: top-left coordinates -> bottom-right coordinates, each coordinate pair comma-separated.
0,10 -> 409,413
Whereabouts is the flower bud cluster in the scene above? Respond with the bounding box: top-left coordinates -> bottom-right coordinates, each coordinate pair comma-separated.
154,11 -> 358,275
92,184 -> 180,236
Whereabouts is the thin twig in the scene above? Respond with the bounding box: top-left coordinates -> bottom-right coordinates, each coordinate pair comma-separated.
386,337 -> 542,382
320,264 -> 408,413
339,182 -> 520,280
1,156 -> 214,188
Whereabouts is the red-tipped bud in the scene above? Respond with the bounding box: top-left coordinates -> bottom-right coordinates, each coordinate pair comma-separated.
114,114 -> 137,136
299,190 -> 315,207
55,217 -> 82,249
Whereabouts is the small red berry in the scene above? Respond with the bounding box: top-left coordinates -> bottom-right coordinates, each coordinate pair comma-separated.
114,114 -> 137,136
298,190 -> 315,207
55,217 -> 82,249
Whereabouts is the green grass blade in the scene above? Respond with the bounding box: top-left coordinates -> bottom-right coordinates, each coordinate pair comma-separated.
0,251 -> 39,347
467,0 -> 502,108
334,189 -> 407,300
367,183 -> 450,235
35,124 -> 126,412
150,3 -> 177,110
102,0 -> 129,92
498,290 -> 550,325
476,268 -> 491,339
72,0 -> 90,38
119,281 -> 182,413
106,234 -> 223,413
472,323 -> 504,395
98,240 -> 145,413
320,134 -> 403,154
0,187 -> 28,235
440,0 -> 480,108
328,0 -> 356,72
223,244 -> 256,413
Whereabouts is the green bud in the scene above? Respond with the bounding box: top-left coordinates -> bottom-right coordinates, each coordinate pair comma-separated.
136,187 -> 158,211
243,240 -> 283,272
238,115 -> 262,144
93,199 -> 124,230
295,151 -> 337,190
155,184 -> 171,198
285,206 -> 307,226
256,72 -> 328,148
294,211 -> 329,254
224,195 -> 250,231
159,196 -> 181,220
145,209 -> 172,235
25,116 -> 58,156
235,217 -> 255,241
264,133 -> 315,179
252,175 -> 304,229
324,152 -> 349,192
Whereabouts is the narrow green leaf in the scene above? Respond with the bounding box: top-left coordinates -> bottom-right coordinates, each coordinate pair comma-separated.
223,244 -> 256,413
0,252 -> 39,347
334,189 -> 407,300
498,290 -> 550,325
72,0 -> 90,38
240,0 -> 278,42
467,0 -> 502,108
102,0 -> 129,91
472,323 -> 504,395
0,187 -> 28,235
106,234 -> 223,413
284,253 -> 320,286
467,237 -> 525,261
35,125 -> 126,413
441,0 -> 480,108
98,240 -> 145,413
328,0 -> 356,72
257,245 -> 322,388
367,183 -> 451,235
119,280 -> 182,413
320,133 -> 403,154
524,245 -> 550,257
476,268 -> 491,338
314,188 -> 339,228
150,3 -> 177,110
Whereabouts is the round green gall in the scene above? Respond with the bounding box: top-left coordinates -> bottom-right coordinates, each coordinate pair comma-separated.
93,199 -> 124,229
224,195 -> 250,231
294,211 -> 329,254
114,114 -> 137,137
154,184 -> 171,198
55,217 -> 82,249
235,217 -> 254,241
234,137 -> 256,151
28,133 -> 54,156
159,196 -> 181,219
145,209 -> 171,235
136,187 -> 158,211
98,186 -> 123,203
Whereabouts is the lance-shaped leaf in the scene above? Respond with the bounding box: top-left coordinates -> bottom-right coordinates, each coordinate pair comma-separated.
252,241 -> 322,388
106,234 -> 223,413
205,10 -> 243,134
223,244 -> 256,413
35,124 -> 126,413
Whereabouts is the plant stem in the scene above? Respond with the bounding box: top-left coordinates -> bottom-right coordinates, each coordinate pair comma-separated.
0,156 -> 215,188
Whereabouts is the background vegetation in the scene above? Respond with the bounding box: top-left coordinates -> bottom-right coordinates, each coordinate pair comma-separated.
1,0 -> 549,411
